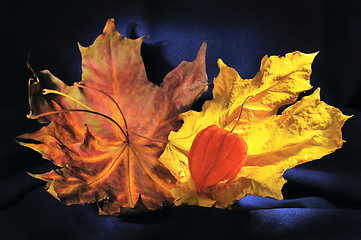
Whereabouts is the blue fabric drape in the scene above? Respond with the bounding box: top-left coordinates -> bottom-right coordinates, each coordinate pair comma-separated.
1,1 -> 360,239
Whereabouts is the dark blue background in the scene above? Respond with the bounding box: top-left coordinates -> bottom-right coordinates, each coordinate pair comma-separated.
1,0 -> 361,239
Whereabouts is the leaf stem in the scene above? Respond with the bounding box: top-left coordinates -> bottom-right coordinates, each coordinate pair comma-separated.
189,82 -> 213,110
39,85 -> 171,144
42,89 -> 94,111
124,128 -> 168,144
28,109 -> 168,144
74,82 -> 129,138
230,95 -> 254,133
42,88 -> 128,139
28,109 -> 127,141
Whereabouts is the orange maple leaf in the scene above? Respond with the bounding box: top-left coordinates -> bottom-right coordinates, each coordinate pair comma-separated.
17,19 -> 208,215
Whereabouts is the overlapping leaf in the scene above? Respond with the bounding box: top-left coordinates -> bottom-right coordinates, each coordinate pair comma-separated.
17,19 -> 208,215
159,52 -> 350,207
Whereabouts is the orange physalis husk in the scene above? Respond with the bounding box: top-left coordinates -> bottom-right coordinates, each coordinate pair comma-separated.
188,125 -> 247,194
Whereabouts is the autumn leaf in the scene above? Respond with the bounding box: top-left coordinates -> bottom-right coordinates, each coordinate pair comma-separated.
159,52 -> 351,207
17,19 -> 208,215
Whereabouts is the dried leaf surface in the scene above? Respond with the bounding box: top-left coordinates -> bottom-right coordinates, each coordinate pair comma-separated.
159,52 -> 350,207
18,19 -> 208,214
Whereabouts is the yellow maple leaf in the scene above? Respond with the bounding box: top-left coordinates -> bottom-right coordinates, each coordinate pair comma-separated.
159,51 -> 351,207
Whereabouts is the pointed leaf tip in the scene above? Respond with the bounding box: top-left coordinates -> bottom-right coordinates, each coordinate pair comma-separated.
217,58 -> 223,65
196,41 -> 207,60
99,18 -> 116,39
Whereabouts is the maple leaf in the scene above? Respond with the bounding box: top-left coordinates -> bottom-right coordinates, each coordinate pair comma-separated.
159,52 -> 351,207
17,19 -> 208,215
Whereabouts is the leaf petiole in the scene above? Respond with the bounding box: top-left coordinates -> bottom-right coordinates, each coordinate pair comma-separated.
74,82 -> 129,138
42,88 -> 128,139
28,108 -> 127,141
42,89 -> 94,111
230,95 -> 254,133
28,109 -> 168,144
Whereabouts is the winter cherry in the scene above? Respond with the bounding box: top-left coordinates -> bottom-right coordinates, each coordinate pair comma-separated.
188,125 -> 248,194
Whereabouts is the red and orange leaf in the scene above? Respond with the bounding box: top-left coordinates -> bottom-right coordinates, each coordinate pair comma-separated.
17,19 -> 208,215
